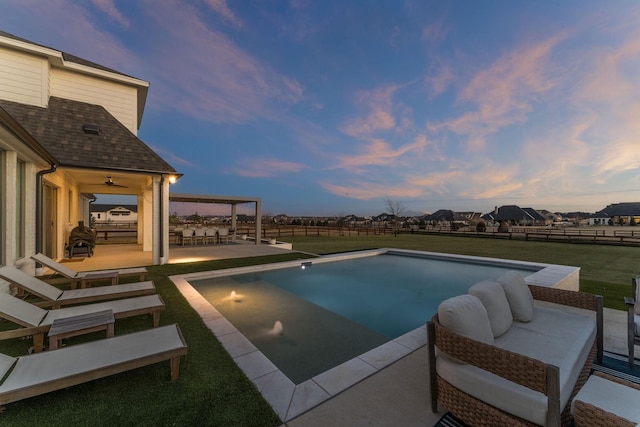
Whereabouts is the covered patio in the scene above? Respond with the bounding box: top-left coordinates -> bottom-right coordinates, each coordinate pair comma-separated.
169,193 -> 263,245
60,241 -> 293,272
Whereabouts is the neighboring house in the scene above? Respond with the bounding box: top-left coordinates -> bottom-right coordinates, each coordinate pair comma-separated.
589,202 -> 640,225
481,205 -> 546,226
424,210 -> 483,226
0,31 -> 180,273
424,209 -> 456,225
91,204 -> 138,225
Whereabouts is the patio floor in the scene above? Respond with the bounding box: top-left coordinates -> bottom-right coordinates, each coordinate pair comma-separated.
48,242 -> 633,426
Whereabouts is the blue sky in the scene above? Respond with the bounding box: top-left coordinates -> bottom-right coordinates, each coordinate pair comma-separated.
2,1 -> 640,217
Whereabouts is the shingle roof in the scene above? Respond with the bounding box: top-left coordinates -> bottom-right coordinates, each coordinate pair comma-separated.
424,209 -> 456,222
0,97 -> 176,174
482,205 -> 545,221
595,202 -> 640,217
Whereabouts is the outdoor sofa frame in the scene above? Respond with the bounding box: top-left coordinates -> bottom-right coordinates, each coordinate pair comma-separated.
428,284 -> 603,427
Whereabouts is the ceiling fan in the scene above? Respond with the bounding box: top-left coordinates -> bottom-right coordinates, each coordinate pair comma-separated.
103,177 -> 128,188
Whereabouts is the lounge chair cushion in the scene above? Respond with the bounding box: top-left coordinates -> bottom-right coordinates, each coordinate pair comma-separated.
0,353 -> 16,380
438,295 -> 493,345
40,295 -> 164,326
496,271 -> 534,322
437,303 -> 596,425
634,314 -> 640,336
468,280 -> 513,338
0,292 -> 48,327
0,325 -> 186,399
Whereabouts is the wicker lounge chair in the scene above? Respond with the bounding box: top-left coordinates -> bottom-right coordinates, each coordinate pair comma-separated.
428,279 -> 603,427
624,276 -> 640,368
0,324 -> 187,405
0,292 -> 165,352
31,253 -> 147,288
0,266 -> 155,309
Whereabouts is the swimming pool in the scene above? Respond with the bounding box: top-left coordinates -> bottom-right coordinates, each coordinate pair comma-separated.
170,248 -> 579,421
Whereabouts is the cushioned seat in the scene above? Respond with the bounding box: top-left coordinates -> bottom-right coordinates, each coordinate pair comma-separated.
436,303 -> 596,425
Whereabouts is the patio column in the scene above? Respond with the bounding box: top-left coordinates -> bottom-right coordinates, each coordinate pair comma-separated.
231,204 -> 237,241
255,199 -> 262,245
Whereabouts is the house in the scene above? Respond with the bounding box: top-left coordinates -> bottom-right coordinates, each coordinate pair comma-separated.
90,204 -> 138,225
0,31 -> 180,275
589,202 -> 640,226
481,205 -> 546,226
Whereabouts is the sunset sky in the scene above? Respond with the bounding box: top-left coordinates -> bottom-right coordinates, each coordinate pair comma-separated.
2,1 -> 639,216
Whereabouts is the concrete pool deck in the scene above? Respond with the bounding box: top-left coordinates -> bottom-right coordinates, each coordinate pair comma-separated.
64,244 -> 631,426
169,249 -> 625,425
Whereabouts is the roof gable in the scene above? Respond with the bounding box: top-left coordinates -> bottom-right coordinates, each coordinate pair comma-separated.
0,97 -> 176,174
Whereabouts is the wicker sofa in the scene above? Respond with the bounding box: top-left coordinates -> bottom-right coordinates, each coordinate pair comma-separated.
427,271 -> 603,427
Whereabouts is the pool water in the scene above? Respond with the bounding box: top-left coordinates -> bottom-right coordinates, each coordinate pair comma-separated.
190,253 -> 538,383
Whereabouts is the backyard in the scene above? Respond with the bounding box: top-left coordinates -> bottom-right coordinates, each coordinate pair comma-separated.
0,234 -> 637,426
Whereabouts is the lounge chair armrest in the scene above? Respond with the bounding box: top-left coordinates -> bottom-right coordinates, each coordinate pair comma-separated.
529,284 -> 600,311
625,296 -> 635,307
430,315 -> 550,395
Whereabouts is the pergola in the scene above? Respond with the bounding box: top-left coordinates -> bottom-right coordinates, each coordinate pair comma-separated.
169,193 -> 262,244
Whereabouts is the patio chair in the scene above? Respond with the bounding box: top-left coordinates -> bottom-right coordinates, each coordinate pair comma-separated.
218,228 -> 230,244
173,227 -> 184,244
31,253 -> 147,289
194,228 -> 206,245
625,276 -> 640,368
0,292 -> 165,352
0,266 -> 155,309
0,324 -> 187,405
181,229 -> 194,246
205,228 -> 218,244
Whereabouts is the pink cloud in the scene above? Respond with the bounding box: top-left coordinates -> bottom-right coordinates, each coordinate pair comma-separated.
204,0 -> 243,28
342,84 -> 402,138
433,34 -> 565,150
144,1 -> 304,123
320,181 -> 424,200
334,135 -> 432,172
92,0 -> 130,28
232,158 -> 306,177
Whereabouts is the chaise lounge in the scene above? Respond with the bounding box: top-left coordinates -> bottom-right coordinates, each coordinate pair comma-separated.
0,324 -> 187,405
0,266 -> 156,309
428,271 -> 603,427
0,292 -> 165,352
31,253 -> 147,288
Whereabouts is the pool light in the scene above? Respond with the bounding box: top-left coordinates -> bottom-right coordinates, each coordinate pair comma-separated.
301,261 -> 312,269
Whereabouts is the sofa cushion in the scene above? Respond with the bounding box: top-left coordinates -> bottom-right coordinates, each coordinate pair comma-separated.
438,295 -> 493,345
496,271 -> 534,322
437,302 -> 596,425
468,280 -> 513,337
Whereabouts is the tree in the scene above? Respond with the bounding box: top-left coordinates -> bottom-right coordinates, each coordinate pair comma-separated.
384,197 -> 406,236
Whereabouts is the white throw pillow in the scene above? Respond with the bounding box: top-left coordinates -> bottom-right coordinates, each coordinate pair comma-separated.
438,294 -> 494,345
496,271 -> 534,322
469,280 -> 513,337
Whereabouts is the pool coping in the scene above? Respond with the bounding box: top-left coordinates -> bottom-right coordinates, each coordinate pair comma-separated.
169,248 -> 579,422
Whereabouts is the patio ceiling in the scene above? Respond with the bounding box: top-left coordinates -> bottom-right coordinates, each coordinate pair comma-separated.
64,168 -> 153,195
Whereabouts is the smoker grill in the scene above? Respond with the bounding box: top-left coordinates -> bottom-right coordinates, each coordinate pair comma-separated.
66,222 -> 96,258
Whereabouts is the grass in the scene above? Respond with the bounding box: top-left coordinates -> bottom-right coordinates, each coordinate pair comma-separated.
0,234 -> 636,425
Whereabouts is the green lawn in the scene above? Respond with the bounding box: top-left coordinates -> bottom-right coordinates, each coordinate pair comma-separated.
0,234 -> 636,425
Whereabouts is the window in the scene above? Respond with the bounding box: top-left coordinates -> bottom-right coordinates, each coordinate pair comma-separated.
16,160 -> 25,257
